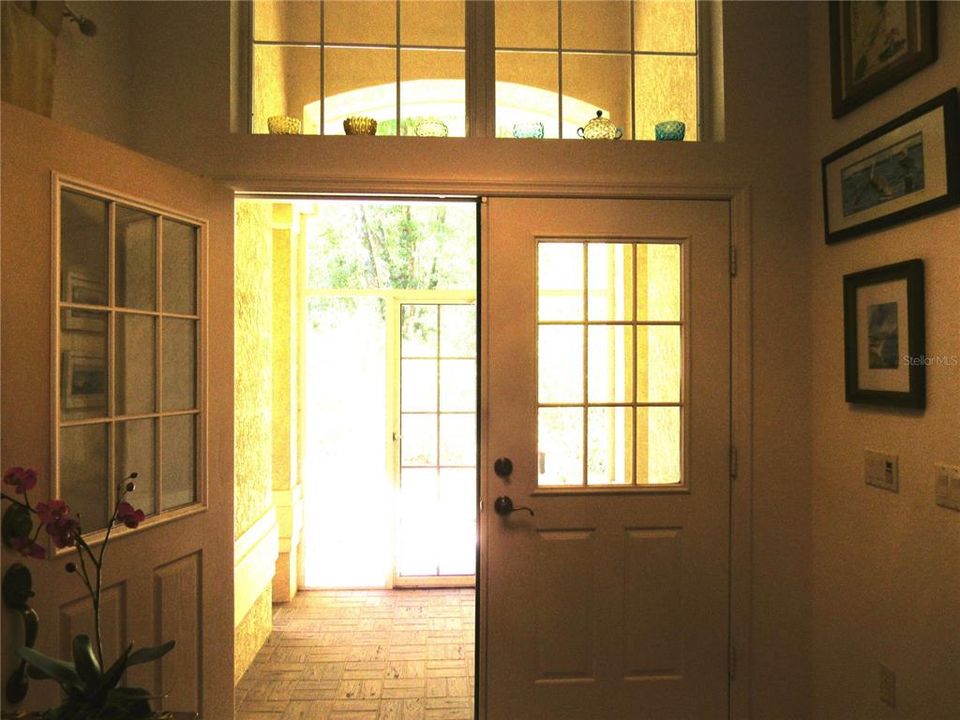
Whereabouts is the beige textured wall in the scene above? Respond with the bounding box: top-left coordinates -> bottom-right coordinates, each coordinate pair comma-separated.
50,1 -> 817,715
806,4 -> 960,719
233,199 -> 276,681
52,0 -> 134,146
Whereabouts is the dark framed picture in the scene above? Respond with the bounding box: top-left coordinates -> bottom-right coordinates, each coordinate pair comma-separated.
61,351 -> 107,410
822,88 -> 959,244
843,259 -> 925,408
829,0 -> 938,118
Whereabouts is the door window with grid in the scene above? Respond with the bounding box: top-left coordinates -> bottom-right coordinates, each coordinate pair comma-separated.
537,240 -> 682,487
250,0 -> 702,140
56,184 -> 203,534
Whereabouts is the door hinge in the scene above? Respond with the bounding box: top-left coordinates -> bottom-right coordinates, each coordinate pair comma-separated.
729,644 -> 737,681
729,245 -> 738,277
730,446 -> 738,480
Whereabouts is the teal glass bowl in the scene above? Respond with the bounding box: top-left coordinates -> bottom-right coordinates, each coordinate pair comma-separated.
654,120 -> 686,141
512,122 -> 544,139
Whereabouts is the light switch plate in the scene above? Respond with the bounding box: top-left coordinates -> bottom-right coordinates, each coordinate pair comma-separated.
865,450 -> 899,492
934,464 -> 955,510
948,465 -> 960,511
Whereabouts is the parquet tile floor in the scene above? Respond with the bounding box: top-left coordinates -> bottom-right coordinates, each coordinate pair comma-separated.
235,588 -> 476,720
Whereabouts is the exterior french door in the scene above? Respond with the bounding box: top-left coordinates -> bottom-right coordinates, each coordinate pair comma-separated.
482,197 -> 732,719
394,300 -> 477,587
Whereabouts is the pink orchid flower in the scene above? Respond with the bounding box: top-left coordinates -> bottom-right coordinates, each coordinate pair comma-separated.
11,535 -> 47,559
3,466 -> 38,494
116,501 -> 146,529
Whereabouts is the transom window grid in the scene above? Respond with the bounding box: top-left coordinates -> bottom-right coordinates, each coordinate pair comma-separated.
536,239 -> 684,488
251,0 -> 467,136
55,181 -> 203,538
249,0 -> 700,141
398,302 -> 477,578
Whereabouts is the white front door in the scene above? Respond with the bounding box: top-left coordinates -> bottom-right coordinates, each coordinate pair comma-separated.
483,198 -> 731,719
1,104 -> 234,718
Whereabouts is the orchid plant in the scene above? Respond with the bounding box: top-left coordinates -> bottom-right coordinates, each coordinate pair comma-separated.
2,466 -> 175,720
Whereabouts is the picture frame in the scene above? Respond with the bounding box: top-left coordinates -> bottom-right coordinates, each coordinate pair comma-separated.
843,259 -> 925,408
63,270 -> 108,333
822,88 -> 959,244
829,0 -> 938,118
62,352 -> 107,410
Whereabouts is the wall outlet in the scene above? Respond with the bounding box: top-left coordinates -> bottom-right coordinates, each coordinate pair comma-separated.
865,450 -> 899,493
934,464 -> 956,510
879,663 -> 896,708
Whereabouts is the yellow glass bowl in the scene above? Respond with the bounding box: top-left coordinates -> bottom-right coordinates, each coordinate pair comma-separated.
344,116 -> 378,135
267,115 -> 302,135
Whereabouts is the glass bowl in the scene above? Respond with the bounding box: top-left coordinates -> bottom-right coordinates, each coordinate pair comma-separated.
267,115 -> 302,135
344,116 -> 378,135
654,120 -> 686,141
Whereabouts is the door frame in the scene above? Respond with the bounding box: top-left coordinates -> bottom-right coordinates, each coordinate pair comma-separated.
231,180 -> 754,720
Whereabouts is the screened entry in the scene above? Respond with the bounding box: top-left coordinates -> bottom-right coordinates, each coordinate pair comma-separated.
236,197 -> 479,589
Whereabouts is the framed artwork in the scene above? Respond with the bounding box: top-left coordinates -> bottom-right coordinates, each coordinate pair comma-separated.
843,259 -> 925,408
829,0 -> 938,118
62,352 -> 107,410
63,270 -> 107,333
822,88 -> 959,244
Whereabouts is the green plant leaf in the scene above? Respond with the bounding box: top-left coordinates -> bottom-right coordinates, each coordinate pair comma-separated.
96,643 -> 132,696
1,504 -> 33,547
18,647 -> 81,687
71,634 -> 102,688
127,640 -> 175,667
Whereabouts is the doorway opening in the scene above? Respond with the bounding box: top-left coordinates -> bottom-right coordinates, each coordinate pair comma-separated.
234,195 -> 478,715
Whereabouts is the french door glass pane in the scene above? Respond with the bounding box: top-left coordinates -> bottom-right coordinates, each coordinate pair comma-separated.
587,406 -> 632,485
439,413 -> 475,465
538,243 -> 583,321
637,325 -> 681,403
538,325 -> 583,403
398,468 -> 440,576
636,243 -> 681,321
537,407 -> 583,486
638,406 -> 681,484
587,242 -> 633,321
115,206 -> 156,311
116,313 -> 156,415
402,304 -> 439,356
439,304 -> 476,356
60,191 -> 109,304
60,423 -> 109,531
116,419 -> 157,516
161,219 -> 198,315
401,413 -> 438,466
60,309 -> 109,421
161,318 -> 197,411
439,360 -> 475,411
161,414 -> 197,509
402,359 -> 438,412
587,325 -> 633,403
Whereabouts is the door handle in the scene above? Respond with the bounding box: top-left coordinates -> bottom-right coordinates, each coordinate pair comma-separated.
493,496 -> 534,517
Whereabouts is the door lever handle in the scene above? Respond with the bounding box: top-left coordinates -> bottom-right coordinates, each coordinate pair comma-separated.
493,496 -> 534,517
